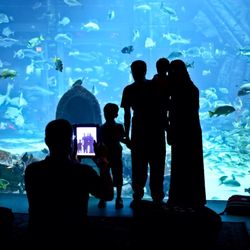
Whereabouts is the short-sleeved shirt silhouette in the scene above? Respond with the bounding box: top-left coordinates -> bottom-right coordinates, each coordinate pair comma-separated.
99,120 -> 125,186
121,79 -> 152,141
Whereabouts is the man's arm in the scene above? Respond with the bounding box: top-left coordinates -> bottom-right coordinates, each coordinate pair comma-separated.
123,106 -> 132,149
120,86 -> 132,148
123,106 -> 131,140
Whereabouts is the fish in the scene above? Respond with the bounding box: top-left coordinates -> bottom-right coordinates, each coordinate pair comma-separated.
26,61 -> 34,75
208,105 -> 236,117
72,79 -> 83,87
185,61 -> 194,68
202,69 -> 211,76
160,2 -> 177,16
58,17 -> 70,26
74,67 -> 83,73
0,68 -> 17,79
41,148 -> 49,154
219,175 -> 228,184
107,10 -> 115,20
92,85 -> 98,95
82,21 -> 100,31
238,45 -> 250,57
2,27 -> 14,37
47,76 -> 57,87
145,37 -> 156,48
121,45 -> 133,54
99,81 -> 109,87
32,2 -> 42,10
237,83 -> 250,96
0,13 -> 9,24
14,114 -> 25,128
162,32 -> 190,45
239,51 -> 250,57
118,61 -> 129,71
167,51 -> 184,59
184,47 -> 201,57
105,57 -> 118,65
134,4 -> 151,12
0,36 -> 18,47
68,50 -> 99,61
0,178 -> 9,190
0,93 -> 7,106
222,179 -> 241,187
14,48 -> 43,59
53,57 -> 63,72
132,29 -> 140,41
0,83 -> 13,106
64,0 -> 82,6
27,35 -> 44,48
54,33 -> 72,45
219,88 -> 229,94
220,175 -> 241,187
4,106 -> 23,122
0,122 -> 8,130
6,91 -> 28,108
21,152 -> 30,162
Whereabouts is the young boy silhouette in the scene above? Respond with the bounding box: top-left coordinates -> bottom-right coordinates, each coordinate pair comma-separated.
98,103 -> 127,209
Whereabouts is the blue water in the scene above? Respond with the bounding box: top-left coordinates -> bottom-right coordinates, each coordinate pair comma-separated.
0,0 -> 249,200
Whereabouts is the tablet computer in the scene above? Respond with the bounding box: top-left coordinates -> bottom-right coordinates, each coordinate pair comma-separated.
73,123 -> 99,158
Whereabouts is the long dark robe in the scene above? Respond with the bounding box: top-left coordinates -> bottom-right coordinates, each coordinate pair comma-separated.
167,81 -> 206,208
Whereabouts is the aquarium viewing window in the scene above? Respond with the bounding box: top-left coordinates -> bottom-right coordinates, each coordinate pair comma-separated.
0,0 -> 249,204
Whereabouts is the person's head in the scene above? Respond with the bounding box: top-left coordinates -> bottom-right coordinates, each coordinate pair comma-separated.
170,59 -> 191,82
103,103 -> 119,121
45,119 -> 73,157
156,57 -> 170,75
130,60 -> 147,82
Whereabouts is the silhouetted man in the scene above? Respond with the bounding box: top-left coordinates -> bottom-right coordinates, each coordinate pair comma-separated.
149,57 -> 171,205
24,119 -> 113,248
121,60 -> 167,207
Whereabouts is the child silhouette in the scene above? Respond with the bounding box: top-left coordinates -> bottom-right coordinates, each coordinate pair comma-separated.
98,103 -> 128,209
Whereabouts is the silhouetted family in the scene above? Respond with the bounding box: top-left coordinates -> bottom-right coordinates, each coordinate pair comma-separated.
120,58 -> 206,209
24,58 -> 209,248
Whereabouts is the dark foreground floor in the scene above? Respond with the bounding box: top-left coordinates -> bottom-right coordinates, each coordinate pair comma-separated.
1,195 -> 250,249
1,200 -> 238,250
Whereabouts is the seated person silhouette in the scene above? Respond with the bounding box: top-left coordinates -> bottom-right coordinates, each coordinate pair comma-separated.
24,119 -> 114,248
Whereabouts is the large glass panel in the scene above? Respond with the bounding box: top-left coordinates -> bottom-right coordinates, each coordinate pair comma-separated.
0,0 -> 249,202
